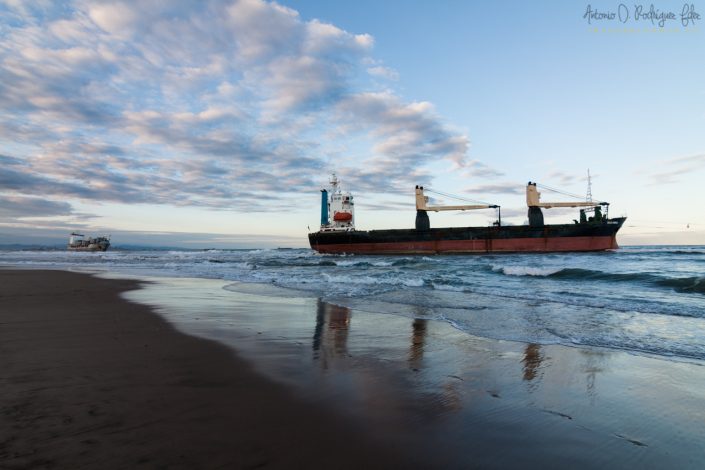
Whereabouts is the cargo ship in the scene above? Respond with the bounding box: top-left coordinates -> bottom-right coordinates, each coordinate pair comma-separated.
308,174 -> 625,254
67,232 -> 111,252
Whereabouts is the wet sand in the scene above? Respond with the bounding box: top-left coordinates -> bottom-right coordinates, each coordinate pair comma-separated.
0,270 -> 420,469
3,269 -> 705,469
125,277 -> 705,469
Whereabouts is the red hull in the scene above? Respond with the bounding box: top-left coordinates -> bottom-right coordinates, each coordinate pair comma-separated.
313,235 -> 619,255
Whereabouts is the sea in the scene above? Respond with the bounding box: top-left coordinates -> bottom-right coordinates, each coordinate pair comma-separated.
3,245 -> 704,363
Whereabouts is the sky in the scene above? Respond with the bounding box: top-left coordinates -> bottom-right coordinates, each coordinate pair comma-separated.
0,0 -> 703,248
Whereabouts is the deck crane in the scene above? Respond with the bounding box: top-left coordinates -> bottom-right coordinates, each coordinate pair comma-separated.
414,186 -> 500,231
526,182 -> 610,227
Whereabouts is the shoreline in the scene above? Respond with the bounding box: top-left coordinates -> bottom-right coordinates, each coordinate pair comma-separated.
2,268 -> 705,468
0,269 -> 421,469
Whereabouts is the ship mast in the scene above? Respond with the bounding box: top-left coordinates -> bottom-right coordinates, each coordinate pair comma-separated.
586,169 -> 593,203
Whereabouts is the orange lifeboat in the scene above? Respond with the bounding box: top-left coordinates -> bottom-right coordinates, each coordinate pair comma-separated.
333,211 -> 352,221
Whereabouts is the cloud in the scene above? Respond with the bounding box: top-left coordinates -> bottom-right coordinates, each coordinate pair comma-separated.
355,199 -> 414,211
0,155 -> 24,166
367,65 -> 399,81
464,182 -> 524,195
649,153 -> 705,184
87,2 -> 140,38
546,171 -> 578,185
0,0 -> 479,223
497,206 -> 577,219
334,92 -> 471,188
0,195 -> 74,219
464,160 -> 504,178
494,207 -> 527,218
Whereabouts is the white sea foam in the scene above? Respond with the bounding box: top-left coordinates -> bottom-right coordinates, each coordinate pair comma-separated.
493,265 -> 562,277
373,261 -> 394,267
334,260 -> 365,267
431,282 -> 465,292
321,272 -> 424,288
333,259 -> 394,267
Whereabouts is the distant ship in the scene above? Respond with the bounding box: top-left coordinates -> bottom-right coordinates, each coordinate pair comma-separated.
308,174 -> 625,254
67,232 -> 110,252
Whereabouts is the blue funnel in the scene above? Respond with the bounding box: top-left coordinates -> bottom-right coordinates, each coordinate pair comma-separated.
320,190 -> 328,226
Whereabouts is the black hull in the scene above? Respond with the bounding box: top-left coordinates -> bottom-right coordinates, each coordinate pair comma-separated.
309,218 -> 626,254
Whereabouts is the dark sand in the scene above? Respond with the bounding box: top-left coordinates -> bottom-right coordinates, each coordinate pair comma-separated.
0,270 -> 419,469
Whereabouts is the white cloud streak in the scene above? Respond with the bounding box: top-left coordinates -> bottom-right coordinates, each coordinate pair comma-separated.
649,153 -> 705,184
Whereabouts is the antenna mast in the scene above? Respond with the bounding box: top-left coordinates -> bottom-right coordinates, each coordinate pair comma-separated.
586,169 -> 593,203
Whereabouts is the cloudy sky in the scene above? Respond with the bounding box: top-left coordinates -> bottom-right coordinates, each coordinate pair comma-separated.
1,0 -> 703,247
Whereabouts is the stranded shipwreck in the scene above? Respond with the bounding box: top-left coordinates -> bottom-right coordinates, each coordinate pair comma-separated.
67,232 -> 111,252
308,174 -> 625,254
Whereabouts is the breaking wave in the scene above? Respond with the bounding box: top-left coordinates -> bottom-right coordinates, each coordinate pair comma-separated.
492,266 -> 705,295
657,276 -> 705,294
493,266 -> 563,277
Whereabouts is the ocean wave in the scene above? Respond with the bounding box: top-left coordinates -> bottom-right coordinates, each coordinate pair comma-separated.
334,260 -> 370,267
430,282 -> 466,292
547,270 -> 705,296
391,258 -> 425,267
548,268 -> 654,282
494,265 -> 705,296
321,273 -> 425,288
657,277 -> 705,294
493,265 -> 562,277
334,259 -> 419,268
622,247 -> 705,255
493,265 -> 656,282
247,260 -> 328,268
166,250 -> 203,257
334,260 -> 393,267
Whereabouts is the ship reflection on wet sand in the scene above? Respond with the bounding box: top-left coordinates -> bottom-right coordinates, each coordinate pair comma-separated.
313,300 -> 350,365
124,277 -> 705,469
310,300 -> 464,420
522,343 -> 543,381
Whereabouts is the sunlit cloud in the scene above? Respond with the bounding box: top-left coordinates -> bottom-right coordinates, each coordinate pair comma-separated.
367,65 -> 399,81
0,0 -> 476,228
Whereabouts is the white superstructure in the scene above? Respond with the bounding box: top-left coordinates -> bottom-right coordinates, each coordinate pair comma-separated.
69,232 -> 84,245
320,173 -> 355,231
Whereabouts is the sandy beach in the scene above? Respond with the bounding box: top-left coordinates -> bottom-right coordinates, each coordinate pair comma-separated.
0,270 -> 420,469
2,268 -> 704,469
